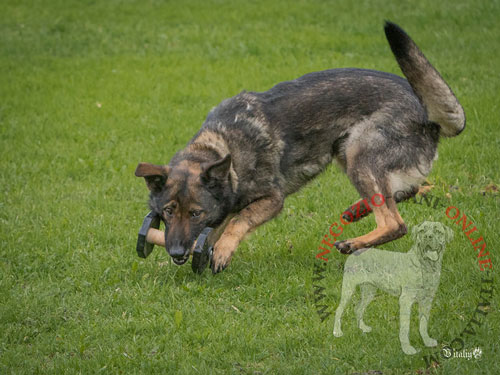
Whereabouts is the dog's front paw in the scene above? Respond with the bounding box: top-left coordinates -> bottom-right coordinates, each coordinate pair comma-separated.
401,344 -> 419,355
359,320 -> 372,333
333,321 -> 343,337
211,235 -> 239,274
333,328 -> 343,338
423,338 -> 438,347
334,240 -> 355,254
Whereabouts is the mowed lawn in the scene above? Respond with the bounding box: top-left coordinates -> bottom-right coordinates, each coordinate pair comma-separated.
1,0 -> 499,373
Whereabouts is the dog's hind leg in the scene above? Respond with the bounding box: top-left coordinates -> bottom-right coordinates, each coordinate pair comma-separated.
333,276 -> 356,338
343,184 -> 419,224
342,199 -> 373,223
335,169 -> 407,254
336,197 -> 406,254
393,186 -> 419,203
356,284 -> 377,333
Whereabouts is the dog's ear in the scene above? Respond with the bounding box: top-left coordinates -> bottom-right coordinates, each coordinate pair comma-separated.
201,154 -> 231,187
135,163 -> 170,192
444,225 -> 454,243
411,223 -> 424,242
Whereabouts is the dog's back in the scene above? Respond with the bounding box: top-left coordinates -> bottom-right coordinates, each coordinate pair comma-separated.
199,22 -> 464,202
201,66 -> 437,198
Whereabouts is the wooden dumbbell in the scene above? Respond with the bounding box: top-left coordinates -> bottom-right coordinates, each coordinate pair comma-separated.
136,211 -> 214,274
136,211 -> 164,258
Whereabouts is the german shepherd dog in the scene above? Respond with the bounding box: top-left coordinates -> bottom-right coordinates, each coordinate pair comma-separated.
135,22 -> 465,273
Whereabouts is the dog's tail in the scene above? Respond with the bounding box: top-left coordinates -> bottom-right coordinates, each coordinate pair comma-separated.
384,21 -> 465,137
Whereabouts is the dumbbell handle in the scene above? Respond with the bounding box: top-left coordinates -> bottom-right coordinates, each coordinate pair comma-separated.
146,228 -> 165,247
145,226 -> 219,249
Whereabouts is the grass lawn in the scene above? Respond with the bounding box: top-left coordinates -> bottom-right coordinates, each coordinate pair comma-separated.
1,0 -> 499,373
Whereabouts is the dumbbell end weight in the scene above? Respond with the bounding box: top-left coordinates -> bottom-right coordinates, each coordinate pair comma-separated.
136,212 -> 161,258
191,227 -> 214,274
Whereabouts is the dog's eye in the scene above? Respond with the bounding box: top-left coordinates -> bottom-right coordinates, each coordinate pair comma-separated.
164,207 -> 174,217
190,210 -> 202,218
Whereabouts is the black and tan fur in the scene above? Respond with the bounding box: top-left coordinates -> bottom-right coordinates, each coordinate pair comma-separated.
135,22 -> 465,273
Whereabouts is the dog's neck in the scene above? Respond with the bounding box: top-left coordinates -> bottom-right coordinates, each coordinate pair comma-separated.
190,130 -> 231,159
188,131 -> 238,194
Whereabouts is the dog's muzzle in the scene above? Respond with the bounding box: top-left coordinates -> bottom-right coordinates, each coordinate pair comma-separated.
136,211 -> 213,273
422,243 -> 440,261
168,244 -> 190,265
165,229 -> 190,265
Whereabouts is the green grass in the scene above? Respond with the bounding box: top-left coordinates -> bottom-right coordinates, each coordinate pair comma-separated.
1,0 -> 499,373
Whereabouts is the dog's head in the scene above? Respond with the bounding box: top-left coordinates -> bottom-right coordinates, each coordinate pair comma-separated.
135,154 -> 234,264
411,221 -> 453,263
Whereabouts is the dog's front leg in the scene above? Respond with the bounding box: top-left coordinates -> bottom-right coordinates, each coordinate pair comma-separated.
211,193 -> 283,274
419,299 -> 438,347
399,292 -> 418,355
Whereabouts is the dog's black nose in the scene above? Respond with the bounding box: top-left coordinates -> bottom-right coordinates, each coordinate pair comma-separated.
169,245 -> 186,259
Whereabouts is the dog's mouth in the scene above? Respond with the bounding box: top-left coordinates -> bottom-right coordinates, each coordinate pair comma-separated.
172,256 -> 189,265
423,243 -> 440,261
170,242 -> 197,266
426,250 -> 439,261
